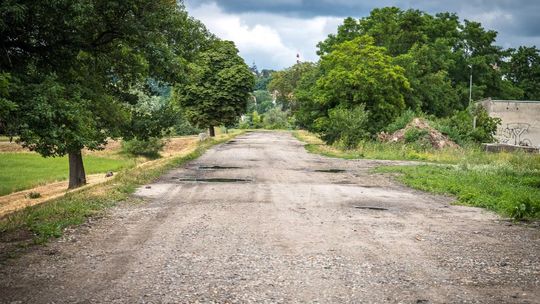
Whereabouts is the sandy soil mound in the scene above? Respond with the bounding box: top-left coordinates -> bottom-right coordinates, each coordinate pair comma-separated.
379,118 -> 459,149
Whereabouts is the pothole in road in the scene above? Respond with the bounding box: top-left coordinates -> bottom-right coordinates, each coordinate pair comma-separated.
173,178 -> 251,183
198,165 -> 242,170
353,205 -> 389,211
314,169 -> 346,173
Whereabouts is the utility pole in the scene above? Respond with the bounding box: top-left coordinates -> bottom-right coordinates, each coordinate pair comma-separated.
469,64 -> 477,129
468,64 -> 473,105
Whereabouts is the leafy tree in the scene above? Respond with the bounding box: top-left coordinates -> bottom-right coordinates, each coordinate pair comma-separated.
316,7 -> 524,112
317,17 -> 362,56
268,62 -> 317,110
175,40 -> 255,136
314,105 -> 370,148
394,42 -> 459,116
505,46 -> 540,100
249,90 -> 274,114
0,0 -> 210,188
254,69 -> 274,90
316,36 -> 410,133
292,63 -> 324,129
263,107 -> 290,129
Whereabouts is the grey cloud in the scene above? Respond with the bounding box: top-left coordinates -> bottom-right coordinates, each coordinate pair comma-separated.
185,0 -> 539,68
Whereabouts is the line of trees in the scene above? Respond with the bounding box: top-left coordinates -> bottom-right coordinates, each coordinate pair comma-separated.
267,7 -> 540,147
0,0 -> 253,188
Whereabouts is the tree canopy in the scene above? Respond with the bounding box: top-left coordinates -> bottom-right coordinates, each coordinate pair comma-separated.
315,35 -> 409,133
0,0 -> 211,188
175,40 -> 254,136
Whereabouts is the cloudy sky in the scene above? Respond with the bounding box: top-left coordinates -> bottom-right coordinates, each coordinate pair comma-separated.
185,0 -> 540,70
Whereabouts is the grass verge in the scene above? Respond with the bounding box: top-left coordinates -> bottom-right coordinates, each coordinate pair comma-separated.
0,131 -> 243,254
294,130 -> 540,220
0,153 -> 135,196
375,165 -> 540,220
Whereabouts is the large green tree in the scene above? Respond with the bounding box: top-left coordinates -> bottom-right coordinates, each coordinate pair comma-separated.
505,46 -> 540,100
315,35 -> 410,133
0,0 -> 210,188
316,7 -> 524,114
175,40 -> 254,136
267,62 -> 317,111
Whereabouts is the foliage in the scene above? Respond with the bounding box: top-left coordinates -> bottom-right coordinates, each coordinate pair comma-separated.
121,137 -> 165,159
254,69 -> 275,91
505,46 -> 540,100
0,0 -> 211,187
268,62 -> 318,110
175,40 -> 255,133
432,106 -> 501,144
403,127 -> 429,143
263,107 -> 290,130
315,7 -> 524,114
173,114 -> 203,136
316,36 -> 410,133
248,90 -> 274,114
315,105 -> 370,148
251,111 -> 263,128
385,109 -> 417,133
0,153 -> 133,196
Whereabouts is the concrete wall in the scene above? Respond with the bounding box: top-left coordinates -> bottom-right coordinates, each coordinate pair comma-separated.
480,99 -> 540,147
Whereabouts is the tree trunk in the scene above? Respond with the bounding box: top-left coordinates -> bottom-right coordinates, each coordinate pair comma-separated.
209,126 -> 215,137
68,150 -> 87,189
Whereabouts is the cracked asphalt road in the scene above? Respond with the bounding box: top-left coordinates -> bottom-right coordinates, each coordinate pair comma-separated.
1,131 -> 539,303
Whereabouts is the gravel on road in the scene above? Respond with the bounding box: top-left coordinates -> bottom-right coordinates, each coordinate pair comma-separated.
1,131 -> 539,303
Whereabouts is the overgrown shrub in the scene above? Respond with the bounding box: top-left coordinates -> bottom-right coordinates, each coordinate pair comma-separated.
315,104 -> 370,148
385,109 -> 417,133
431,106 -> 500,145
404,127 -> 429,143
263,107 -> 290,129
252,111 -> 263,128
121,137 -> 165,159
173,116 -> 202,135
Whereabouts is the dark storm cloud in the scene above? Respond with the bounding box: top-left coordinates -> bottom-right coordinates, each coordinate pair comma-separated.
189,0 -> 540,39
186,0 -> 539,68
187,0 -> 388,17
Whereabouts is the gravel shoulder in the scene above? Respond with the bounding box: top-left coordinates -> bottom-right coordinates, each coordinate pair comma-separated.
1,131 -> 538,303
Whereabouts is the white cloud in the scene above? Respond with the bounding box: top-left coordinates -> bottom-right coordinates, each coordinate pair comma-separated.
187,2 -> 341,69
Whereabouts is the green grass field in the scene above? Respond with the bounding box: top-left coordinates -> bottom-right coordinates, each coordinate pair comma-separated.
0,153 -> 135,196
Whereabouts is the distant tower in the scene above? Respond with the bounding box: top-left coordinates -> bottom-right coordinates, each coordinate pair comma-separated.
296,53 -> 300,64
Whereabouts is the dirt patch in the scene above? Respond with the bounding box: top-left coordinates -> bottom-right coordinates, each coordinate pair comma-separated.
0,174 -> 113,217
379,118 -> 459,149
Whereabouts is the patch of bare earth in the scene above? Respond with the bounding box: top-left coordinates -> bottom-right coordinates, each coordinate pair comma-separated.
379,118 -> 459,149
0,132 -> 538,303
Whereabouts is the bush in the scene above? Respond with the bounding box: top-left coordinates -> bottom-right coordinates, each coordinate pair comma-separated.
173,115 -> 202,135
263,107 -> 290,129
315,104 -> 370,148
431,106 -> 500,145
252,111 -> 263,128
404,127 -> 429,143
385,109 -> 417,133
121,137 -> 165,159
